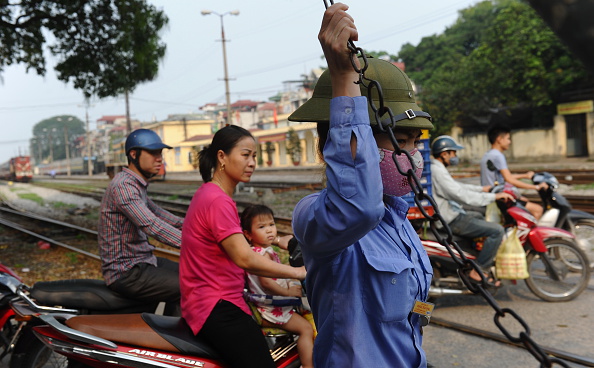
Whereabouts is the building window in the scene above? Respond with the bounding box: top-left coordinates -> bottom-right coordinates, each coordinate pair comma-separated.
175,147 -> 181,165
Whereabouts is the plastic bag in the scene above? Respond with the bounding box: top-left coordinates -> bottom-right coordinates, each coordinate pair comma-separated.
495,227 -> 529,279
485,201 -> 502,224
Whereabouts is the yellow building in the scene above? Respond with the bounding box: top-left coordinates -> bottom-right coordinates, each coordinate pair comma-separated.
164,114 -> 319,172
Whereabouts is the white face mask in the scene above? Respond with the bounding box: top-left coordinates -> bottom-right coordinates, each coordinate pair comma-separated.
378,148 -> 423,197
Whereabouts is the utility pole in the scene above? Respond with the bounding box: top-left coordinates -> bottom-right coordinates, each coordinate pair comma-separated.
202,9 -> 239,126
79,101 -> 95,177
86,107 -> 92,176
125,89 -> 132,134
57,117 -> 73,176
64,125 -> 71,176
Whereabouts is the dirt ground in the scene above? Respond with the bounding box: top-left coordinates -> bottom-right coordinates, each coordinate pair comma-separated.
0,229 -> 103,286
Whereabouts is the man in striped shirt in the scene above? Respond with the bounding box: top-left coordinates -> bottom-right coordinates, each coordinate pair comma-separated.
98,129 -> 183,315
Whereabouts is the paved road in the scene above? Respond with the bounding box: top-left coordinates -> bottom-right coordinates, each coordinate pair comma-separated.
423,277 -> 594,367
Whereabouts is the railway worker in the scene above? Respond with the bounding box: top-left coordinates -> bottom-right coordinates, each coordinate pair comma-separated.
430,135 -> 514,286
480,124 -> 548,220
180,124 -> 306,368
287,3 -> 434,367
98,128 -> 183,316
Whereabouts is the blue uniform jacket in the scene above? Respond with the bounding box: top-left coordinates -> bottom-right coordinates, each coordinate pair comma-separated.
292,96 -> 433,368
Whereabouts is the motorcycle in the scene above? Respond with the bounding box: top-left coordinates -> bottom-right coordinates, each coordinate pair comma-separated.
2,269 -> 158,368
420,184 -> 591,302
8,242 -> 307,368
0,263 -> 21,360
532,172 -> 594,268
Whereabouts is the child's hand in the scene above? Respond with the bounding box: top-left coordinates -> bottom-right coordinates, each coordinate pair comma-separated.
287,284 -> 303,297
276,234 -> 294,250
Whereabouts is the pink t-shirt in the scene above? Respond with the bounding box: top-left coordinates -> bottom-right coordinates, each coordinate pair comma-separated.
180,182 -> 251,334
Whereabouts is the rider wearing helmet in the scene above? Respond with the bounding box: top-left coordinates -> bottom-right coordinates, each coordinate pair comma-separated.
98,129 -> 183,315
289,4 -> 433,367
430,135 -> 513,285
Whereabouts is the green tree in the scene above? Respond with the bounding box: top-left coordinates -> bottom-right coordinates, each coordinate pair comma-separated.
0,0 -> 168,126
30,116 -> 86,163
397,0 -> 592,135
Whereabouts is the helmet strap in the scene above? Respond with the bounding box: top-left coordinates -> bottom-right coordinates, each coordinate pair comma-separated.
130,148 -> 156,180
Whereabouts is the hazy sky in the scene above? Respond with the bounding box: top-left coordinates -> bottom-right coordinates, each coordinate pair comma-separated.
0,0 -> 481,163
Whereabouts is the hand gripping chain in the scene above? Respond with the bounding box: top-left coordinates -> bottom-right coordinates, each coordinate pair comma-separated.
322,1 -> 569,366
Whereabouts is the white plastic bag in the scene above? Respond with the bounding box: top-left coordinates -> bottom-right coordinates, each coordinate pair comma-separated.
485,201 -> 502,224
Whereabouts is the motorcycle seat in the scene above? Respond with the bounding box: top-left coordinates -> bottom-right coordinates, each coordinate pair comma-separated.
30,279 -> 151,312
421,229 -> 479,255
141,313 -> 222,358
65,313 -> 221,359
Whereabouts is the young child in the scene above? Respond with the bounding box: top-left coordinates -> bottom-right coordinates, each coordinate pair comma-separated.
240,205 -> 314,368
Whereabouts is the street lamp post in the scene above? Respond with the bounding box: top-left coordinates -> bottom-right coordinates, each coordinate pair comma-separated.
201,9 -> 239,126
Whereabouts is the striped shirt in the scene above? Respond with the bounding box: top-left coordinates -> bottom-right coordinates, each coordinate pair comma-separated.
98,168 -> 183,285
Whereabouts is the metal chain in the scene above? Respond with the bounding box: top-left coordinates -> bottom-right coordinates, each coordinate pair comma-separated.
322,1 -> 569,366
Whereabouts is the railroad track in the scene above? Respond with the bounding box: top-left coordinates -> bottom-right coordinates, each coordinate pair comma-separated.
0,203 -> 179,262
25,184 -> 296,236
453,168 -> 594,186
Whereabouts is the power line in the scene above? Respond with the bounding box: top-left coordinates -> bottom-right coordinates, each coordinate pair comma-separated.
0,101 -> 80,111
0,139 -> 30,144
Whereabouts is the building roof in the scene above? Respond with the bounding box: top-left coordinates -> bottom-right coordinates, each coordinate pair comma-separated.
97,115 -> 126,123
230,100 -> 260,109
185,134 -> 214,142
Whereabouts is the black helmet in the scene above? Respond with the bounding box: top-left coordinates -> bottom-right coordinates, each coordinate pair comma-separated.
125,129 -> 171,155
431,135 -> 464,156
288,57 -> 433,129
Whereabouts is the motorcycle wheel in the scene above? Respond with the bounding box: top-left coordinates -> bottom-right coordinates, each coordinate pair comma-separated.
525,238 -> 591,302
9,323 -> 68,368
571,219 -> 594,269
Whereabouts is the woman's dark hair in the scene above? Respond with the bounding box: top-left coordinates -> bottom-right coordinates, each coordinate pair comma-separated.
198,125 -> 254,182
316,123 -> 330,161
240,205 -> 275,232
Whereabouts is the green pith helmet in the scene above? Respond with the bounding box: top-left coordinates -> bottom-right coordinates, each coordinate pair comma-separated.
288,57 -> 433,129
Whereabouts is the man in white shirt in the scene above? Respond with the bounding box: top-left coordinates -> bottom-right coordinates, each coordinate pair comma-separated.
431,135 -> 513,283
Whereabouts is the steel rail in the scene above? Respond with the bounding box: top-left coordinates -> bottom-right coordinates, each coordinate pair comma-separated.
0,216 -> 100,261
0,203 -> 178,262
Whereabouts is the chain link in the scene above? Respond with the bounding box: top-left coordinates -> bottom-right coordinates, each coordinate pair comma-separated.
322,1 -> 570,366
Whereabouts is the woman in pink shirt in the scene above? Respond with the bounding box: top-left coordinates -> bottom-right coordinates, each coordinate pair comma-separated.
180,125 -> 306,368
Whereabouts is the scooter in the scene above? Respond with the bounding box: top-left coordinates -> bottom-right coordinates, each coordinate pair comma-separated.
532,172 -> 594,268
2,269 -> 158,368
420,185 -> 591,302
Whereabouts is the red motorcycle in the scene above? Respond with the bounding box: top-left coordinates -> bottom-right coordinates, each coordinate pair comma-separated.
1,265 -> 159,368
420,185 -> 591,302
0,263 -> 21,359
13,294 -> 303,368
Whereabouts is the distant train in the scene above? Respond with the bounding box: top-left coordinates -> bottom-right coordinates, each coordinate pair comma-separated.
36,157 -> 103,177
0,156 -> 33,182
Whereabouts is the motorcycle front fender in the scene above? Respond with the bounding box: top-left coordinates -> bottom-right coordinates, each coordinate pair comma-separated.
528,226 -> 575,253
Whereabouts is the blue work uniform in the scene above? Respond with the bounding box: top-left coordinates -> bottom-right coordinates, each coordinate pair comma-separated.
292,96 -> 433,368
